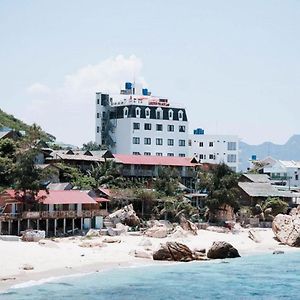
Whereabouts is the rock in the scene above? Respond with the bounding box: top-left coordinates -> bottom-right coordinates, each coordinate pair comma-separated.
103,237 -> 121,243
0,235 -> 20,242
153,242 -> 194,262
273,250 -> 284,255
22,264 -> 34,271
38,239 -> 59,248
86,229 -> 101,237
207,241 -> 240,259
107,227 -> 118,236
145,225 -> 168,238
209,204 -> 235,223
21,230 -> 45,242
115,223 -> 129,234
130,250 -> 152,259
206,226 -> 230,234
272,207 -> 300,247
79,241 -> 104,248
179,216 -> 198,235
248,229 -> 262,243
170,226 -> 190,239
106,204 -> 140,227
138,239 -> 152,247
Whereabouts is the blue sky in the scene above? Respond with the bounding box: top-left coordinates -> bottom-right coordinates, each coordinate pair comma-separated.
0,0 -> 299,146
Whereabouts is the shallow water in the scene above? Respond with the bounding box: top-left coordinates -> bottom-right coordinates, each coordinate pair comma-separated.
2,252 -> 300,300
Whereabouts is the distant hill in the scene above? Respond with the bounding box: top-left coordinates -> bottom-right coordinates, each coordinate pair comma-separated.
240,135 -> 300,171
0,109 -> 31,132
0,108 -> 56,141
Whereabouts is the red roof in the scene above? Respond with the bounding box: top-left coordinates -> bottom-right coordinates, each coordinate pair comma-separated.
5,190 -> 97,205
94,197 -> 110,203
114,154 -> 198,167
99,188 -> 111,197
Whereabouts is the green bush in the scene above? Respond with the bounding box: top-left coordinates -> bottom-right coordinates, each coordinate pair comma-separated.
263,197 -> 288,216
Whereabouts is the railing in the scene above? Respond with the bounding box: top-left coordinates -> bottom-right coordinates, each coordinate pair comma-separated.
0,210 -> 108,221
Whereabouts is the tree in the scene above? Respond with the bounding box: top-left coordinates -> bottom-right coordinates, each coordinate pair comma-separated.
82,141 -> 101,151
154,167 -> 180,196
262,197 -> 288,216
0,138 -> 17,158
197,163 -> 240,215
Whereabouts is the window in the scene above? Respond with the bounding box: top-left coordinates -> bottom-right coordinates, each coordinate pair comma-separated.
227,142 -> 237,151
96,126 -> 100,133
145,108 -> 150,118
156,138 -> 163,145
168,139 -> 174,146
124,107 -> 128,118
167,125 -> 174,132
144,123 -> 151,130
136,107 -> 141,118
179,140 -> 185,147
133,152 -> 140,155
199,142 -> 203,147
296,174 -> 299,181
156,124 -> 163,131
144,138 -> 151,145
179,125 -> 186,132
133,123 -> 140,130
188,140 -> 192,146
199,154 -> 204,159
227,154 -> 237,163
167,153 -> 174,156
144,152 -> 151,156
209,154 -> 215,160
96,113 -> 99,118
168,110 -> 173,120
156,108 -> 162,119
178,110 -> 183,120
97,99 -> 99,105
209,142 -> 214,147
179,153 -> 185,157
133,137 -> 140,144
156,152 -> 163,156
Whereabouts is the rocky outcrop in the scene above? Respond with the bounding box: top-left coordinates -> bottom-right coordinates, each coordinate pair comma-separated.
153,242 -> 194,262
207,241 -> 240,259
179,216 -> 198,235
272,206 -> 300,247
106,204 -> 140,227
209,204 -> 235,223
21,230 -> 45,242
145,225 -> 168,238
248,229 -> 262,243
85,229 -> 101,237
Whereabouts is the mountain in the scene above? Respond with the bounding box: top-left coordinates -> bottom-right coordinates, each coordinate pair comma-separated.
0,109 -> 31,132
239,135 -> 300,171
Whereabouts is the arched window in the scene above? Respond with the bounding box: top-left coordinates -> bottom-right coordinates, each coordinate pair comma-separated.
136,107 -> 141,118
178,110 -> 183,120
124,107 -> 128,118
156,107 -> 162,119
145,107 -> 150,118
168,109 -> 173,120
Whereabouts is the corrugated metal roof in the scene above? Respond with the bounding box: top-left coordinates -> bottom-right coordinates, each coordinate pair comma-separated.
47,183 -> 73,190
242,174 -> 271,183
114,154 -> 199,167
238,182 -> 281,197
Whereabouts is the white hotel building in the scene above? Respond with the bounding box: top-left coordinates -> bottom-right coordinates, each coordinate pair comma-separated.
95,82 -> 239,171
95,82 -> 189,157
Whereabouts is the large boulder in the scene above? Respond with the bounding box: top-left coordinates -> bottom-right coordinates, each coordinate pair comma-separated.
209,204 -> 235,223
272,207 -> 300,247
106,204 -> 140,227
179,216 -> 198,235
207,241 -> 240,259
21,230 -> 45,242
145,225 -> 168,238
153,242 -> 194,262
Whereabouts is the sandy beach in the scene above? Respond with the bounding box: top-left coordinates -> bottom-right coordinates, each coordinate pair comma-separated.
0,228 -> 298,292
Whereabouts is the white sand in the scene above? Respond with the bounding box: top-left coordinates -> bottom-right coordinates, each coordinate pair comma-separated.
0,228 -> 297,292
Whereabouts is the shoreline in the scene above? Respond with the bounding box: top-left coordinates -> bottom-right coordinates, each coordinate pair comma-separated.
0,228 -> 298,293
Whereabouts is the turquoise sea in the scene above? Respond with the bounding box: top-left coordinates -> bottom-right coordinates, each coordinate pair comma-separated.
1,252 -> 300,300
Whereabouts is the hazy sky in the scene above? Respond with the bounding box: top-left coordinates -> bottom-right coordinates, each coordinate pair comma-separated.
0,0 -> 299,146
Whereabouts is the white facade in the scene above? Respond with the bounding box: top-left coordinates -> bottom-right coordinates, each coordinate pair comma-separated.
188,133 -> 240,172
95,83 -> 189,157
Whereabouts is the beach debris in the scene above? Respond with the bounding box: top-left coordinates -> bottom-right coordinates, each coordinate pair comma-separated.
206,226 -> 230,234
21,264 -> 34,271
248,229 -> 262,243
106,204 -> 140,227
207,241 -> 240,259
272,206 -> 300,247
21,230 -> 45,242
0,277 -> 16,282
179,216 -> 198,235
129,249 -> 152,259
38,239 -> 59,248
145,224 -> 168,238
138,238 -> 152,247
103,237 -> 121,243
273,250 -> 284,255
153,242 -> 194,262
79,241 -> 104,248
85,229 -> 101,237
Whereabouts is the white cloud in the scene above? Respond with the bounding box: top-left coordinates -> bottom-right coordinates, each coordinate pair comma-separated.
22,55 -> 145,146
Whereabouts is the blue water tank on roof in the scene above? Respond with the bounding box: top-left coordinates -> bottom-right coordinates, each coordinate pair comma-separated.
142,88 -> 148,96
251,155 -> 257,161
125,82 -> 132,90
193,128 -> 205,135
